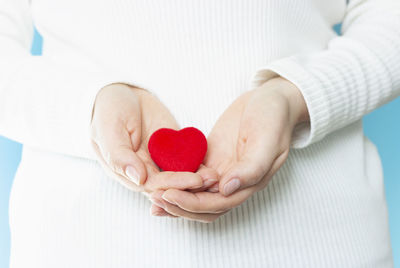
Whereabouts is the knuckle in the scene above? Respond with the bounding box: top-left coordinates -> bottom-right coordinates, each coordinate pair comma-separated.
158,172 -> 172,182
189,194 -> 204,211
142,184 -> 154,194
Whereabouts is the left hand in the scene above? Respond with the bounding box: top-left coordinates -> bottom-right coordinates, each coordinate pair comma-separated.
150,77 -> 309,222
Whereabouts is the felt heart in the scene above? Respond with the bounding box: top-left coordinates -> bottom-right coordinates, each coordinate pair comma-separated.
148,127 -> 207,172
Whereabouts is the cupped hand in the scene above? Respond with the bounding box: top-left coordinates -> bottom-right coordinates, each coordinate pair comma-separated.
90,83 -> 218,206
150,77 -> 309,222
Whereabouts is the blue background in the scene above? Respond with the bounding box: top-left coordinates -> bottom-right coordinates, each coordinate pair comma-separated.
1,28 -> 399,267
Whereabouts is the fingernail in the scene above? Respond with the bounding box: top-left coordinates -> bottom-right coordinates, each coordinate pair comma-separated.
161,193 -> 176,205
204,179 -> 218,188
207,186 -> 219,193
223,178 -> 241,196
125,165 -> 140,185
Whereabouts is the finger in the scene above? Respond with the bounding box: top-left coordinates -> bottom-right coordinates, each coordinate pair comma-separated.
161,186 -> 257,214
150,204 -> 177,218
150,191 -> 222,223
144,171 -> 204,191
218,137 -> 289,196
217,154 -> 272,196
197,164 -> 219,186
162,201 -> 223,223
91,141 -> 142,192
149,191 -> 178,218
207,182 -> 219,193
188,165 -> 219,192
95,121 -> 147,185
150,205 -> 170,217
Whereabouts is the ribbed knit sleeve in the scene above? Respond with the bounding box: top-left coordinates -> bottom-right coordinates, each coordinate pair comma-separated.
251,0 -> 400,148
0,0 -> 120,159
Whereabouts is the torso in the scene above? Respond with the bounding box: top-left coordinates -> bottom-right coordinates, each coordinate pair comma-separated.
9,1 -> 393,267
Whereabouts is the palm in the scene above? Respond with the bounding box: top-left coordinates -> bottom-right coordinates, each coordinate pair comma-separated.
205,92 -> 251,176
148,79 -> 308,222
205,88 -> 293,193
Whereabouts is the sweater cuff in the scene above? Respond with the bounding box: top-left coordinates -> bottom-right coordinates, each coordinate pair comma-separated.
250,57 -> 330,149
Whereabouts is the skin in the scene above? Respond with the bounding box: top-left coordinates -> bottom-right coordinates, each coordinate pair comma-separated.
149,77 -> 310,222
92,78 -> 309,221
90,83 -> 219,217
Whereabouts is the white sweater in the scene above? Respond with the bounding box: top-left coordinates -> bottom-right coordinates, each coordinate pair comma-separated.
1,0 -> 400,267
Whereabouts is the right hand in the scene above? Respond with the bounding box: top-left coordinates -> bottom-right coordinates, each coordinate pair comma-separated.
90,84 -> 218,202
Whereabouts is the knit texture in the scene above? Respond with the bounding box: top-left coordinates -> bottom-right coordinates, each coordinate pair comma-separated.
1,0 -> 399,267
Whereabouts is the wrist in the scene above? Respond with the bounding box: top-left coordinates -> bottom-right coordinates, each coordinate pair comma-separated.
260,77 -> 309,125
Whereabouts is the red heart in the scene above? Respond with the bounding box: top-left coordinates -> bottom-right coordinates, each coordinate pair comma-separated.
148,127 -> 207,172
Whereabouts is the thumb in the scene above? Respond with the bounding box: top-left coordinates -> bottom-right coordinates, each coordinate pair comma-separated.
93,112 -> 147,186
96,126 -> 147,185
219,142 -> 287,197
